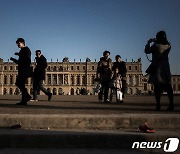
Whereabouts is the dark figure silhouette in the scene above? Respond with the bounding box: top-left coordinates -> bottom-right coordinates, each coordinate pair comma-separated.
10,38 -> 32,105
97,50 -> 112,103
112,55 -> 127,99
145,31 -> 174,111
31,50 -> 52,101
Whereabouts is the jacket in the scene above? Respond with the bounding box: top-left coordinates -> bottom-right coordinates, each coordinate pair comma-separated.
34,55 -> 47,80
145,43 -> 171,84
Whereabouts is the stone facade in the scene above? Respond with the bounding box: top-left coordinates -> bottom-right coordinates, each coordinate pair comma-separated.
0,57 -> 154,95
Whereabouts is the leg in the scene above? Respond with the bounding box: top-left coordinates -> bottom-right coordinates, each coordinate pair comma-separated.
38,80 -> 52,101
32,79 -> 38,100
154,84 -> 162,111
104,82 -> 109,102
98,84 -> 104,103
110,88 -> 113,103
122,80 -> 127,98
16,76 -> 31,104
166,83 -> 174,111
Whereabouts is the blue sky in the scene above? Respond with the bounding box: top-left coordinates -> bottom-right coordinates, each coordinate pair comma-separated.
0,0 -> 180,74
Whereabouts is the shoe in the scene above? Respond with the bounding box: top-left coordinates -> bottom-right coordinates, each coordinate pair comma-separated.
24,95 -> 31,102
48,93 -> 52,101
16,101 -> 27,105
104,99 -> 110,103
156,105 -> 161,111
166,106 -> 174,111
30,99 -> 38,102
119,100 -> 124,103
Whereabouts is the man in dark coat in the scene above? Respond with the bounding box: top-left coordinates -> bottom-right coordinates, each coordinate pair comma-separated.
97,50 -> 112,103
31,50 -> 52,101
10,38 -> 32,105
112,55 -> 127,99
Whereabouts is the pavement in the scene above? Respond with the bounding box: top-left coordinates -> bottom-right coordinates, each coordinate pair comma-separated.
0,95 -> 179,153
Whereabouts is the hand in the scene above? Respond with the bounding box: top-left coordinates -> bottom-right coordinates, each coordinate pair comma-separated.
148,38 -> 156,44
14,52 -> 19,55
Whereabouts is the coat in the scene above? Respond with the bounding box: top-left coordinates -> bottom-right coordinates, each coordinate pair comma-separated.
34,55 -> 47,80
112,61 -> 127,80
145,43 -> 171,84
11,46 -> 31,77
97,57 -> 112,81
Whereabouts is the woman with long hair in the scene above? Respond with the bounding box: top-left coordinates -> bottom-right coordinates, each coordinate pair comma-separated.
145,31 -> 174,111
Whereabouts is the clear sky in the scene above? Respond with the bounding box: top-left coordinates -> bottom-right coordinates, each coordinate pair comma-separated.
0,0 -> 180,74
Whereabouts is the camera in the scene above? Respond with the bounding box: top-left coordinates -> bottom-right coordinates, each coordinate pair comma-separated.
148,38 -> 156,43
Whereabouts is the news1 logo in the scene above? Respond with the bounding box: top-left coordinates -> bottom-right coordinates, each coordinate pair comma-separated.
132,138 -> 179,152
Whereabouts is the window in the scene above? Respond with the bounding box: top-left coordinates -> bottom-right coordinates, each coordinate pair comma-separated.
77,75 -> 80,85
129,66 -> 131,70
53,74 -> 57,84
58,74 -> 63,85
10,75 -> 13,84
82,75 -> 86,85
83,66 -> 86,70
47,74 -> 51,84
4,75 -> 7,84
173,84 -> 176,91
92,66 -> 95,70
77,66 -> 80,70
16,66 -> 18,70
53,66 -> 57,71
10,66 -> 13,70
71,66 -> 74,70
9,88 -> 13,95
4,66 -> 7,70
71,75 -> 74,85
91,75 -> 95,85
135,66 -> 138,70
178,84 -> 180,91
47,66 -> 51,71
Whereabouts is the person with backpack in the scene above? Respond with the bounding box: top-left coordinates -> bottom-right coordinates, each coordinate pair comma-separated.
31,50 -> 52,101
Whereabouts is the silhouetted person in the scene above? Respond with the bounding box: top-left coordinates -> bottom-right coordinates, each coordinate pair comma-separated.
10,38 -> 32,105
31,50 -> 52,101
97,50 -> 112,103
145,31 -> 174,111
112,55 -> 127,99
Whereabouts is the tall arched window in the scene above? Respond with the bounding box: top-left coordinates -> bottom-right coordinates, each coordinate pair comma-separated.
9,88 -> 13,95
4,75 -> 7,85
10,75 -> 13,84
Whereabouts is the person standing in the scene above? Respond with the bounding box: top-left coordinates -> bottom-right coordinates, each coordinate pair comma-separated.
10,38 -> 32,105
112,55 -> 127,99
31,50 -> 52,101
97,50 -> 112,103
144,31 -> 174,111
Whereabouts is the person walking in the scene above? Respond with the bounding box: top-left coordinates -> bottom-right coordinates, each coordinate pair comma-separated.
10,38 -> 32,105
31,50 -> 52,101
97,50 -> 112,103
144,31 -> 174,111
112,55 -> 127,99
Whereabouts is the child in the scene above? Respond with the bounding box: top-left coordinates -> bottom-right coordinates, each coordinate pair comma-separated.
110,68 -> 123,103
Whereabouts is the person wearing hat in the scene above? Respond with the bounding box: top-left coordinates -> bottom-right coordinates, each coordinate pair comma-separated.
112,55 -> 127,100
97,50 -> 113,103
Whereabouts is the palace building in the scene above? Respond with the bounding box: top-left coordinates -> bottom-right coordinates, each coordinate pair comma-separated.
0,57 -> 179,95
